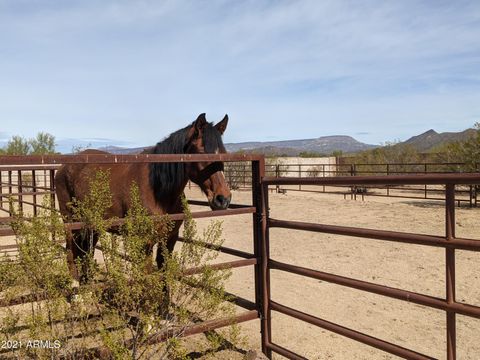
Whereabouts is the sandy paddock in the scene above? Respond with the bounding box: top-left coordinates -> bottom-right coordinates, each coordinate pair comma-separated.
185,187 -> 480,360
1,186 -> 479,359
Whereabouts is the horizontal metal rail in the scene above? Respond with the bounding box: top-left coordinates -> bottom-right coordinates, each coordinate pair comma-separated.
0,206 -> 256,237
263,173 -> 480,186
0,257 -> 258,308
269,218 -> 480,252
270,301 -> 434,360
184,258 -> 258,276
0,190 -> 54,197
266,341 -> 308,360
269,259 -> 480,319
0,153 -> 264,165
84,309 -> 259,358
177,237 -> 255,259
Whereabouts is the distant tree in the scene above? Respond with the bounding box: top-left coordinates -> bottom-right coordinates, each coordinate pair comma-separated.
1,132 -> 57,155
5,136 -> 30,155
436,122 -> 480,171
352,141 -> 421,174
331,150 -> 343,158
29,132 -> 56,154
298,151 -> 326,158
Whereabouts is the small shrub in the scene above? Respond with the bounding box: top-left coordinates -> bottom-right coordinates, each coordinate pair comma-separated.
0,171 -> 243,359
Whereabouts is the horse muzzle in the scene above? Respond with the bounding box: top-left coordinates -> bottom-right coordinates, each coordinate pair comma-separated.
210,194 -> 231,210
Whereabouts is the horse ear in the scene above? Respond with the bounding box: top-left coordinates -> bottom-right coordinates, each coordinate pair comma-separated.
186,113 -> 207,140
215,114 -> 228,135
194,113 -> 207,130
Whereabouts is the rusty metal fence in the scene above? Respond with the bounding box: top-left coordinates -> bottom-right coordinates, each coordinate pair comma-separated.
2,154 -> 480,359
260,173 -> 480,360
0,153 -> 266,357
223,162 -> 479,207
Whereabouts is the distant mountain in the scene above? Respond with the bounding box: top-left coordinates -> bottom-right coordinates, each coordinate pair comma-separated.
225,135 -> 376,155
402,128 -> 476,152
55,138 -> 137,154
98,145 -> 147,154
52,127 -> 475,156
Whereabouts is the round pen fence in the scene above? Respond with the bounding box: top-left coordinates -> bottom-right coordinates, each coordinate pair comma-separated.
1,154 -> 480,359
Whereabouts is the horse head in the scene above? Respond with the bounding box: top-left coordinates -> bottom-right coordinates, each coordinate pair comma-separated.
184,113 -> 232,210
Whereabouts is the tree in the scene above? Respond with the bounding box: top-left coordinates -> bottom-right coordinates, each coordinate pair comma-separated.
29,132 -> 56,154
351,142 -> 421,175
1,132 -> 56,155
438,122 -> 480,171
5,136 -> 30,155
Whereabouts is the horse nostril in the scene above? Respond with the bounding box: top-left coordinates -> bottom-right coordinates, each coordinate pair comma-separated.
214,195 -> 229,209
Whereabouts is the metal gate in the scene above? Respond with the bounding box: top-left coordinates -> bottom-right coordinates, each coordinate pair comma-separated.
258,173 -> 480,359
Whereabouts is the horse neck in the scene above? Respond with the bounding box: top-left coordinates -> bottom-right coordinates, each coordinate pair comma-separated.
145,143 -> 190,210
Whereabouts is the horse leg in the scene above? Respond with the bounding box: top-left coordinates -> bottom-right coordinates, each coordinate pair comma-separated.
155,228 -> 179,271
155,227 -> 179,318
143,240 -> 155,273
72,229 -> 98,283
65,229 -> 80,281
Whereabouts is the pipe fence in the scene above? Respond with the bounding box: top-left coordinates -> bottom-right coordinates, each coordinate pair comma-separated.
222,162 -> 479,207
2,154 -> 480,359
0,153 -> 266,358
260,173 -> 480,360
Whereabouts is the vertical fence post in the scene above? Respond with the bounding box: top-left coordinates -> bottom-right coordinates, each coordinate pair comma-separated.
298,164 -> 301,191
32,169 -> 37,216
0,170 -> 2,212
322,164 -> 326,193
261,176 -> 272,359
252,157 -> 270,358
18,170 -> 23,213
469,185 -> 473,208
275,164 -> 280,194
0,170 -> 4,213
8,171 -> 12,215
49,169 -> 56,209
445,184 -> 456,360
243,163 -> 246,189
424,164 -> 428,199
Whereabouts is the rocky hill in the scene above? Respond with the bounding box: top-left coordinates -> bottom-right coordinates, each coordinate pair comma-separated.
82,128 -> 475,156
225,135 -> 376,155
402,128 -> 476,152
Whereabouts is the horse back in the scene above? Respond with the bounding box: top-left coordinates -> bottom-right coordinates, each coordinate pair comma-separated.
55,150 -> 155,219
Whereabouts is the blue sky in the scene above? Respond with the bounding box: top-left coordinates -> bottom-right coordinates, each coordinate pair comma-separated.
1,0 -> 480,151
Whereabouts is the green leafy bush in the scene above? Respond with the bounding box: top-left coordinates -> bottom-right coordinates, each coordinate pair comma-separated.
0,171 -> 243,359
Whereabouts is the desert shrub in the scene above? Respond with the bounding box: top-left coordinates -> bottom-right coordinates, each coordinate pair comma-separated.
0,171 -> 242,359
351,142 -> 421,175
434,123 -> 480,172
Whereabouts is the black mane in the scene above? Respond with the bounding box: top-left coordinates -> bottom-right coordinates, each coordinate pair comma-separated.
147,121 -> 226,202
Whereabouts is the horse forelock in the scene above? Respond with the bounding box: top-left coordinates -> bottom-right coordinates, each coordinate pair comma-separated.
203,122 -> 226,154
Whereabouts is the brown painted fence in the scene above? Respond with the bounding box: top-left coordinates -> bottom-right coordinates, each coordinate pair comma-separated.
260,173 -> 480,360
0,153 -> 266,358
223,162 -> 479,207
1,154 -> 480,359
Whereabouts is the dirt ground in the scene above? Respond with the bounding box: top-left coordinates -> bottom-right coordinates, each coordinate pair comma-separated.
1,187 -> 479,359
184,187 -> 480,360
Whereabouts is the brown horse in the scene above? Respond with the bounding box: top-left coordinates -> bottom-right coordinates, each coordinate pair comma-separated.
55,113 -> 231,281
